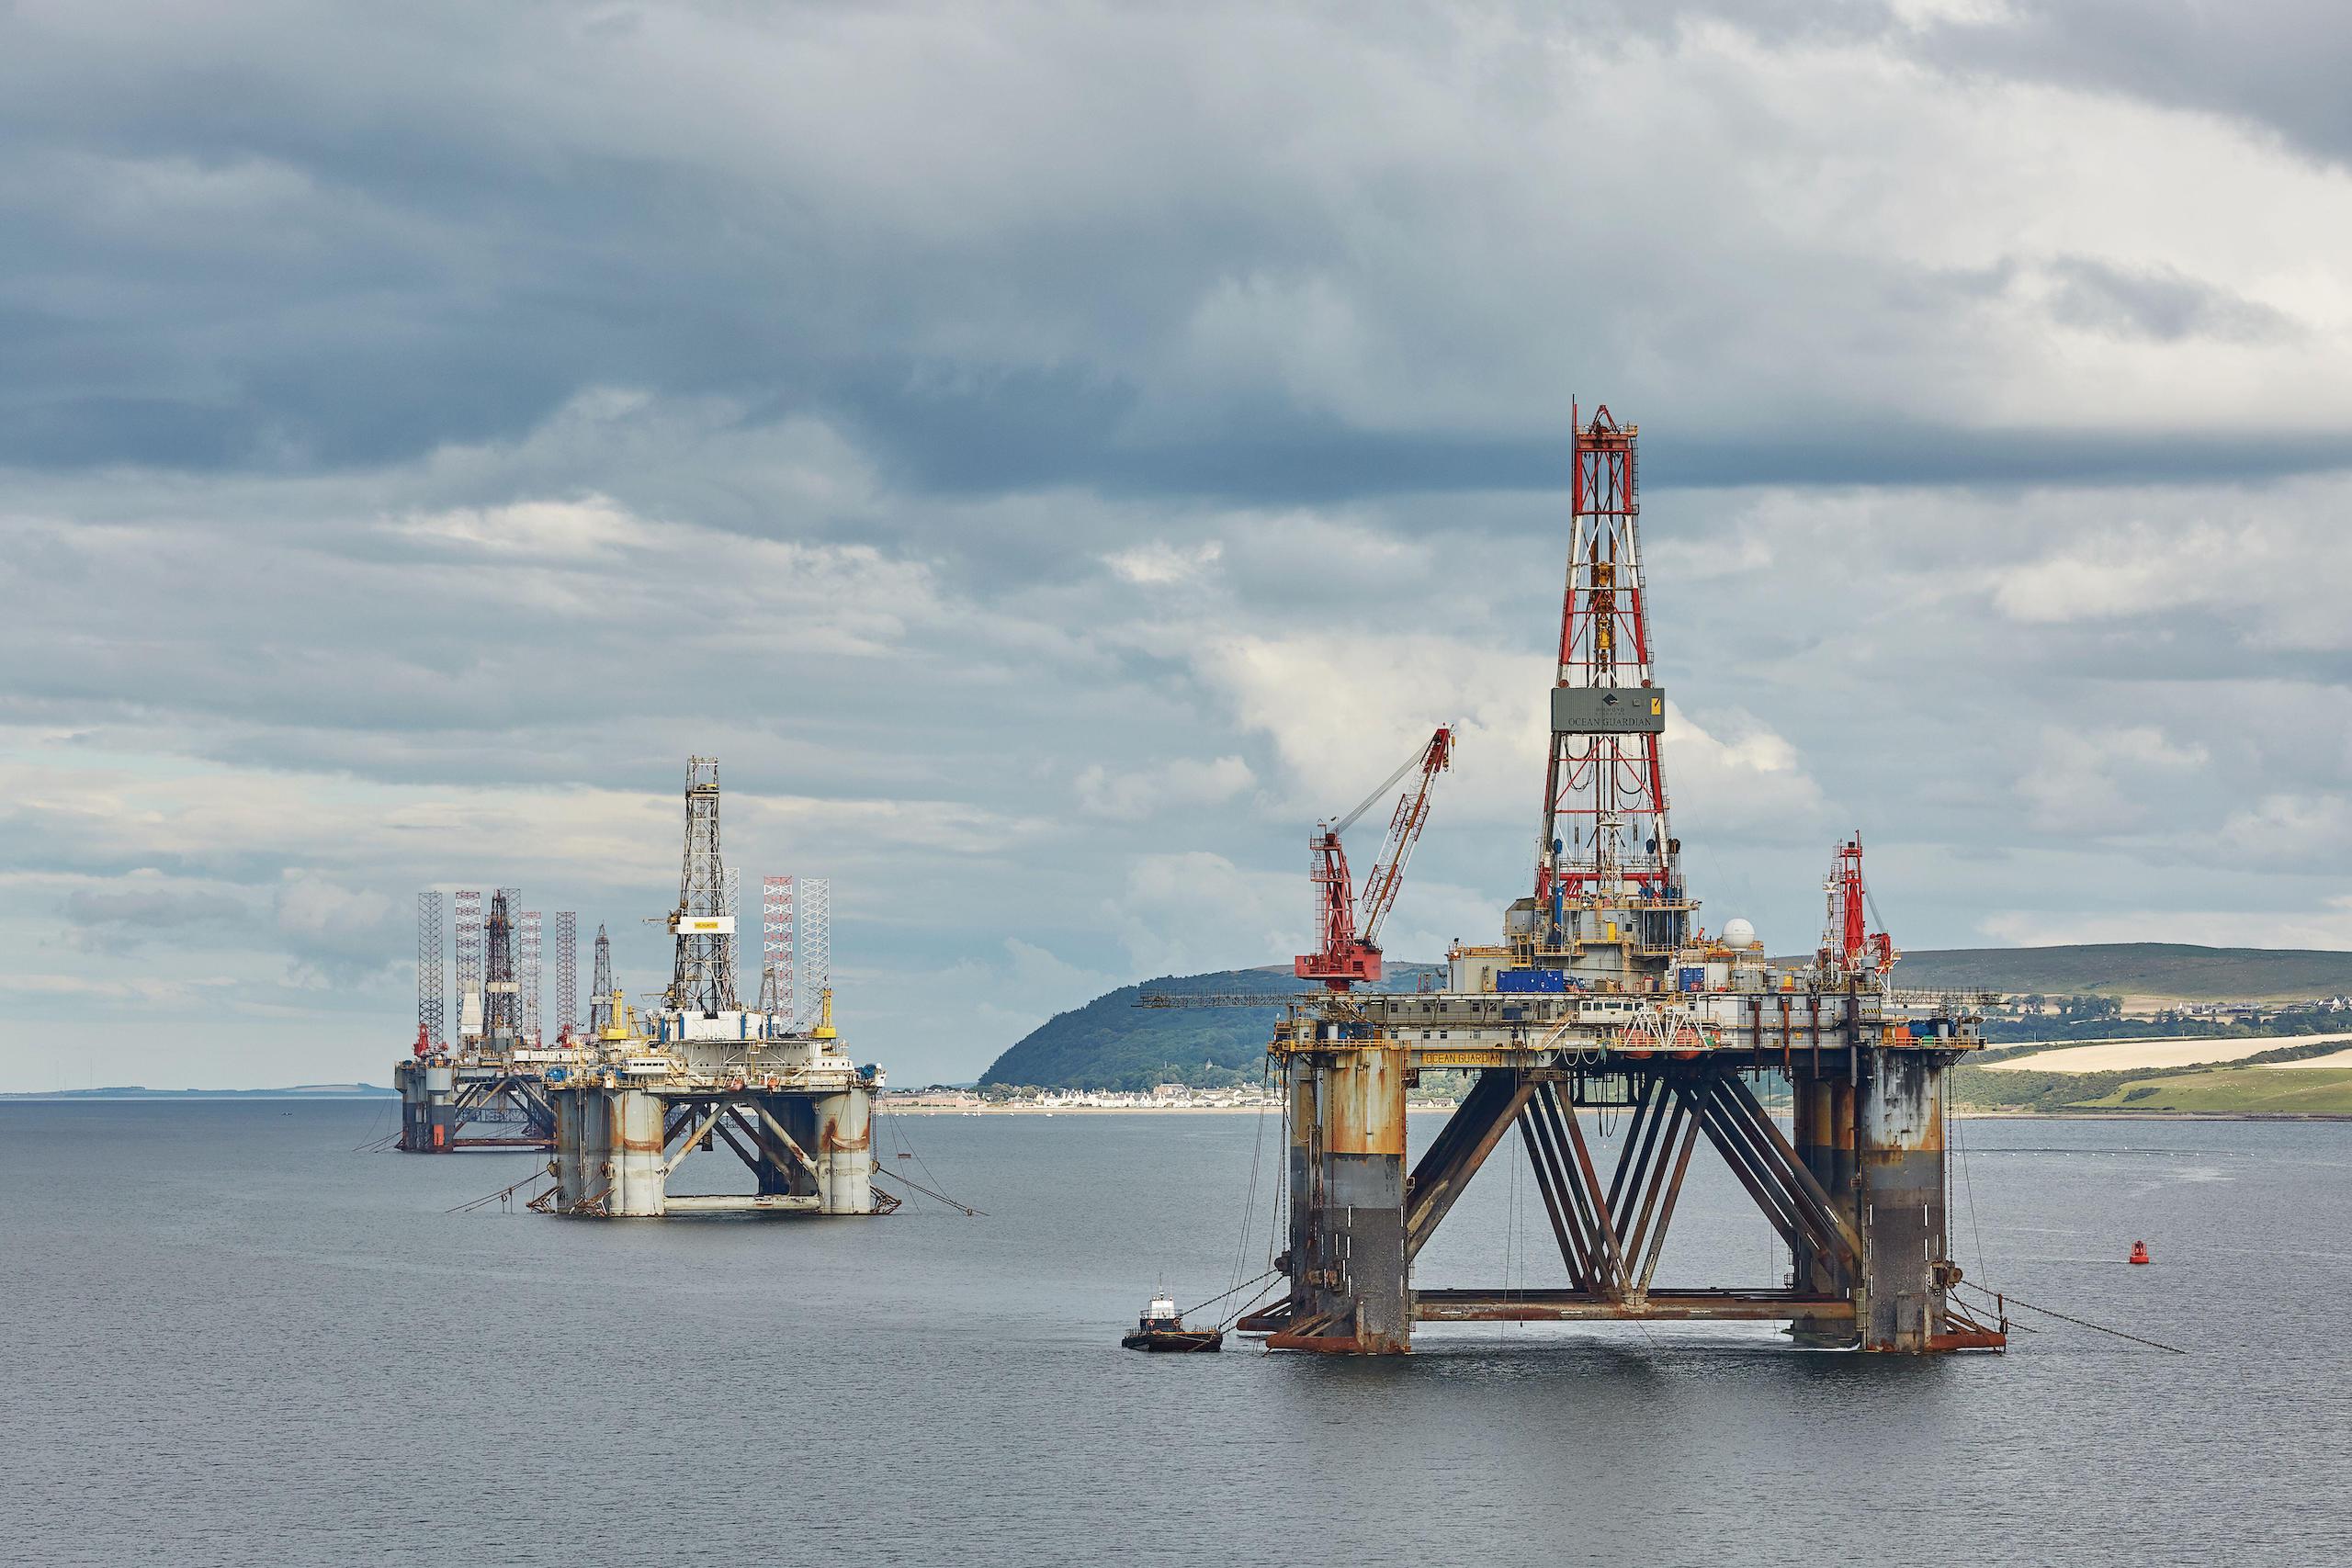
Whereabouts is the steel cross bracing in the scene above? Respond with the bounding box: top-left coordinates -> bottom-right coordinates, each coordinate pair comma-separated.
542,1083 -> 892,1217
1243,987 -> 2002,1355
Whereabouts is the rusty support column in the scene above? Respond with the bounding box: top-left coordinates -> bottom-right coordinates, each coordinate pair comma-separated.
552,1087 -> 587,1206
812,1085 -> 875,1214
1856,1050 -> 1950,1351
608,1089 -> 668,1215
1272,1043 -> 1410,1353
1787,1066 -> 1854,1346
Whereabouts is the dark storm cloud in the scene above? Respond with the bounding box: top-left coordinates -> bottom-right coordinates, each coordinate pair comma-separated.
1919,2 -> 2352,168
2040,257 -> 2295,345
0,1 -> 2341,498
52,884 -> 252,960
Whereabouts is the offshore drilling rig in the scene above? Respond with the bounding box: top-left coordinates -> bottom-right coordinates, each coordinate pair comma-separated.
537,758 -> 888,1217
1215,405 -> 2002,1355
396,887 -> 563,1153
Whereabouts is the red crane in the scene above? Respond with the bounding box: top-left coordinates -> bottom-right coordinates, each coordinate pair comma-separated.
1295,726 -> 1454,990
1820,833 -> 1894,979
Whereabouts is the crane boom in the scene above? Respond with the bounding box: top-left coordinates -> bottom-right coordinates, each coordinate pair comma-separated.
1295,725 -> 1455,990
1359,727 -> 1453,945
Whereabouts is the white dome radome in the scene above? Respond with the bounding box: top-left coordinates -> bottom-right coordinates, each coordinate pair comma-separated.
1722,917 -> 1758,950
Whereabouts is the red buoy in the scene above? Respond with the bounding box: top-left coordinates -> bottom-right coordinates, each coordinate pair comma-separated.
2129,1240 -> 2151,1265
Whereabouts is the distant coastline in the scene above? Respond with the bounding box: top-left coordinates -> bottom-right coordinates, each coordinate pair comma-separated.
0,1084 -> 395,1101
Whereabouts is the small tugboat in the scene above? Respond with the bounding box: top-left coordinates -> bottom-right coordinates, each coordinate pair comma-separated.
1121,1293 -> 1223,1352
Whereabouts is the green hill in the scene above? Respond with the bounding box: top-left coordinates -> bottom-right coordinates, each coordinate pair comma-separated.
1886,943 -> 2352,1001
982,943 -> 2352,1089
978,963 -> 1442,1090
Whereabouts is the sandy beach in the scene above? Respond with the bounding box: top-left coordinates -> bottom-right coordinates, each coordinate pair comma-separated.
1987,1033 -> 2352,1074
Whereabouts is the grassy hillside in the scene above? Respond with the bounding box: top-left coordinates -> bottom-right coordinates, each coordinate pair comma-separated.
1955,1062 -> 2352,1116
2068,1066 -> 2352,1114
1892,943 -> 2352,1001
978,964 -> 1442,1090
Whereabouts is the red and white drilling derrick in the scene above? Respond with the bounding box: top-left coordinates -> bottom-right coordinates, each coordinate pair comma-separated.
1295,725 -> 1453,989
1521,402 -> 1691,979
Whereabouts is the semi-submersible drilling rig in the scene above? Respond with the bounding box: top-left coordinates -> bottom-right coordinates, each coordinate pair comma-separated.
1226,406 -> 2003,1355
540,759 -> 889,1217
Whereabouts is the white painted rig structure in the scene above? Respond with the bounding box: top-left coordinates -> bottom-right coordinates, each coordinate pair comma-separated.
537,758 -> 889,1217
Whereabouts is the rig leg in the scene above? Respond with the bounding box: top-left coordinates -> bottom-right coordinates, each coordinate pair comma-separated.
1788,1067 -> 1858,1348
551,1089 -> 585,1205
1273,1044 -> 1410,1354
1856,1051 -> 1950,1351
396,1059 -> 457,1152
813,1085 -> 874,1214
608,1089 -> 667,1216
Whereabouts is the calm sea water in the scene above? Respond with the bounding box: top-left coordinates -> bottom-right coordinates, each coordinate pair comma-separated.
4,1100 -> 2347,1566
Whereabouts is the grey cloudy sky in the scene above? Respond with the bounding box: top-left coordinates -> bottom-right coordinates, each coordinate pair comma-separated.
5,0 -> 2349,1089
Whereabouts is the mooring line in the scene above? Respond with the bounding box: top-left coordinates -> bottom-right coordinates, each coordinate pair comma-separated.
1961,1280 -> 2185,1354
1180,1268 -> 1281,1327
447,1170 -> 550,1214
874,1165 -> 983,1216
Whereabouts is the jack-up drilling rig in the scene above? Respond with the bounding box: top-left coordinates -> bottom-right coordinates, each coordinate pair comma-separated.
1193,405 -> 2002,1355
395,886 -> 558,1153
1295,726 -> 1454,989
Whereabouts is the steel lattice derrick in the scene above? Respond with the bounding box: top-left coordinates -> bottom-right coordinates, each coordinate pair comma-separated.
554,911 -> 577,1041
798,876 -> 831,1002
670,758 -> 735,1012
454,889 -> 483,1042
416,891 -> 445,1050
1534,402 -> 1687,953
589,924 -> 613,1032
761,875 -> 797,1027
519,908 -> 543,1046
484,889 -> 523,1043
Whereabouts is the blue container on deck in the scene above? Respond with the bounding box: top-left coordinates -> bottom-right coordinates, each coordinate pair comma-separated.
1497,968 -> 1567,994
1678,965 -> 1706,992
